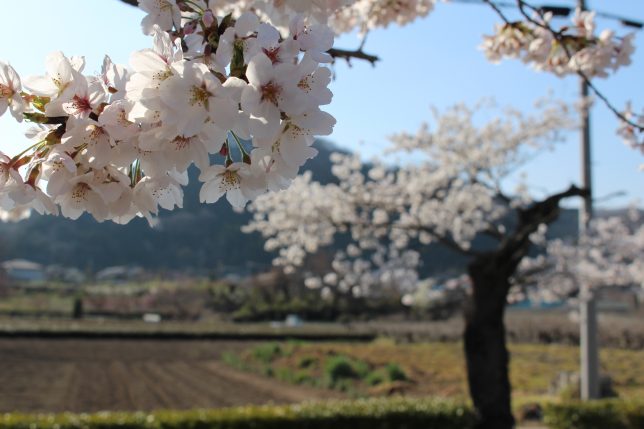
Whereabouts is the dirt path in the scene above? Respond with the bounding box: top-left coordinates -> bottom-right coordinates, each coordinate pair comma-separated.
0,339 -> 338,413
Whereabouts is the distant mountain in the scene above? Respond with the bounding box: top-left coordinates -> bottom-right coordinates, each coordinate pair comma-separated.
0,141 -> 584,277
0,140 -> 349,276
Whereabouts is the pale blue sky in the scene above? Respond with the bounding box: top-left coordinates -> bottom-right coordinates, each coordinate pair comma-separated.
0,0 -> 642,208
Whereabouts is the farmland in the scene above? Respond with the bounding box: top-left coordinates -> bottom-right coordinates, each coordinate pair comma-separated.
0,335 -> 642,414
223,340 -> 644,401
0,308 -> 641,418
0,339 -> 337,413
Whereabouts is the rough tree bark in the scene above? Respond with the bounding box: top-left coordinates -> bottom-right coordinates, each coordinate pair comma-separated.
463,185 -> 588,429
465,253 -> 516,429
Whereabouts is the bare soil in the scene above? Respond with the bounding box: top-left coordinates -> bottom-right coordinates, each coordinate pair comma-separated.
0,339 -> 337,413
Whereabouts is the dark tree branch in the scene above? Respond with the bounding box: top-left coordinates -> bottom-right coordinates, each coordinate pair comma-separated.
482,0 -> 512,23
500,184 -> 589,274
482,225 -> 506,240
328,48 -> 380,66
118,0 -> 138,6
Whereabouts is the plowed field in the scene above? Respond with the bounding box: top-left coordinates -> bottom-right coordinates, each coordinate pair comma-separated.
0,339 -> 336,413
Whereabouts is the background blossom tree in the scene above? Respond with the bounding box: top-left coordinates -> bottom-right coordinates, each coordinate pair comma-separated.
515,212 -> 644,304
244,100 -> 596,428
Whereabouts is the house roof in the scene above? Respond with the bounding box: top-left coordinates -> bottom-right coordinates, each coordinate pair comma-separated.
1,259 -> 44,271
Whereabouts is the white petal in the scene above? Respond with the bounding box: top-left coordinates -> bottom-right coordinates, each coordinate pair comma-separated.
226,187 -> 247,208
246,53 -> 273,86
235,12 -> 259,38
200,179 -> 225,204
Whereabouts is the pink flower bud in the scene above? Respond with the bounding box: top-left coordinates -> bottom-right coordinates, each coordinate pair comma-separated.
203,10 -> 216,28
183,21 -> 197,35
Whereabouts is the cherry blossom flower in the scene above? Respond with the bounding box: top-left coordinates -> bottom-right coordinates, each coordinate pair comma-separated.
0,62 -> 25,121
100,55 -> 129,100
295,54 -> 333,109
215,12 -> 261,68
126,27 -> 182,120
158,62 -> 241,136
23,51 -> 86,116
61,76 -> 107,120
98,100 -> 139,141
138,128 -> 211,172
133,173 -> 184,217
0,152 -> 13,205
139,0 -> 181,34
200,162 -> 266,208
241,53 -> 306,138
290,17 -> 334,63
61,120 -> 114,168
41,149 -> 77,197
55,172 -> 110,221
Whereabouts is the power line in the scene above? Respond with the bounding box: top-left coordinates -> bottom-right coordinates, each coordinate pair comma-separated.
450,0 -> 643,30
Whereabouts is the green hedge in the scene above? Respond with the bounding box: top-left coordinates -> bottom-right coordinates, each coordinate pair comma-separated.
0,398 -> 474,429
544,399 -> 644,429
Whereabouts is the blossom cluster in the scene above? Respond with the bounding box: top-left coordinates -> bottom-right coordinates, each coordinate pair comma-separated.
205,0 -> 353,31
617,103 -> 644,169
0,0 -> 337,223
515,211 -> 644,304
244,168 -> 421,297
203,0 -> 436,34
245,100 -> 574,297
330,0 -> 437,35
481,8 -> 635,78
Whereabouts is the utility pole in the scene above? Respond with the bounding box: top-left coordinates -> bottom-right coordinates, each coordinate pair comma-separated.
578,0 -> 600,402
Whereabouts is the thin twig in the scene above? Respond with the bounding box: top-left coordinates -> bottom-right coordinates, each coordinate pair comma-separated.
328,47 -> 380,66
482,0 -> 512,24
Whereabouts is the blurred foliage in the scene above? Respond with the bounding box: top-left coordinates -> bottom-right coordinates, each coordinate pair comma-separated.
225,341 -> 644,400
219,281 -> 406,322
231,342 -> 413,395
544,400 -> 644,429
0,397 -> 475,429
0,275 -> 409,322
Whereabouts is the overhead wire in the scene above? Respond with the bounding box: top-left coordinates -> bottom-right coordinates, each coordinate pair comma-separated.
448,0 -> 643,30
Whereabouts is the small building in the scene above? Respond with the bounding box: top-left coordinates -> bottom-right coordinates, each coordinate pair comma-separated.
1,259 -> 45,283
596,285 -> 640,313
96,266 -> 145,283
45,265 -> 86,284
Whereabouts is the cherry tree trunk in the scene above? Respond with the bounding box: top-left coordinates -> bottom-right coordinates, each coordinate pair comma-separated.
464,255 -> 515,429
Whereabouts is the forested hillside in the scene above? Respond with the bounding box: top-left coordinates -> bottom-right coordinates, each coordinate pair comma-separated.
0,140 -> 581,275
